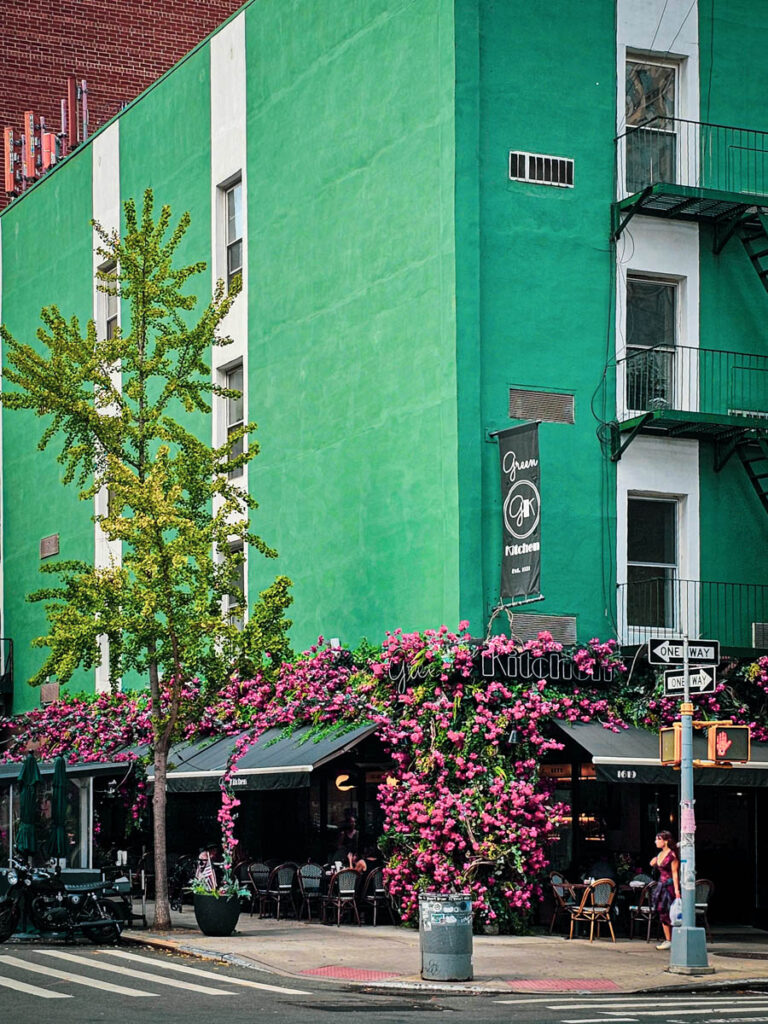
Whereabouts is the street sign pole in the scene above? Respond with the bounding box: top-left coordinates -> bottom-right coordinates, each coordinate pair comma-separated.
669,634 -> 712,974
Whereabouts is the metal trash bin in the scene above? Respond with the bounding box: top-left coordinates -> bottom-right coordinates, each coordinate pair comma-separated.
419,892 -> 473,981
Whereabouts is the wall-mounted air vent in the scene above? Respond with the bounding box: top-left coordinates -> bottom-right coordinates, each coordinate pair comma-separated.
511,613 -> 577,644
509,388 -> 574,424
753,622 -> 768,648
509,151 -> 574,188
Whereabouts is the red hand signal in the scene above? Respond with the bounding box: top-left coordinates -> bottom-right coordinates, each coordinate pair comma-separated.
716,731 -> 732,758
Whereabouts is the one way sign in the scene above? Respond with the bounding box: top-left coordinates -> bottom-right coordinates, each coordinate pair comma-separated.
647,638 -> 720,666
663,666 -> 717,697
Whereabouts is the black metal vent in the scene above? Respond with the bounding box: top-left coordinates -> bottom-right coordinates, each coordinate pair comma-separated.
511,614 -> 577,645
509,388 -> 574,424
509,151 -> 574,188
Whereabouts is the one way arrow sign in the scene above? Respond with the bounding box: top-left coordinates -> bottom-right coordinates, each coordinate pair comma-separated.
663,666 -> 717,697
647,638 -> 720,666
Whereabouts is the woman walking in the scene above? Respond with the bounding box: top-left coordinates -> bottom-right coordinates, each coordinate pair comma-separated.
650,830 -> 681,950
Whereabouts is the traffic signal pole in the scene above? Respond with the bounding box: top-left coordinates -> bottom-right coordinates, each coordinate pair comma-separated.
669,634 -> 713,974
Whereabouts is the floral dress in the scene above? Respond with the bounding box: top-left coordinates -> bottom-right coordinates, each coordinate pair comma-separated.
653,850 -> 678,925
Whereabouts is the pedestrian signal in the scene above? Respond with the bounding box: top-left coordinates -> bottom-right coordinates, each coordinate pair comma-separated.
707,724 -> 750,764
659,724 -> 681,765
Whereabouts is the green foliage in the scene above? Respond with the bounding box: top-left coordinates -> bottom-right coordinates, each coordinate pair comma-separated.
1,188 -> 292,732
231,574 -> 295,681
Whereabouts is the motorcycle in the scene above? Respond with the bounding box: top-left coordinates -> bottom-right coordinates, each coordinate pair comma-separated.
0,860 -> 122,944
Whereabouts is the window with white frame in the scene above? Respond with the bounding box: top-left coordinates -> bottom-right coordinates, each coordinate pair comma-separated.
627,496 -> 678,628
625,58 -> 677,194
225,541 -> 245,631
225,362 -> 244,480
99,261 -> 119,340
626,276 -> 676,412
225,181 -> 243,291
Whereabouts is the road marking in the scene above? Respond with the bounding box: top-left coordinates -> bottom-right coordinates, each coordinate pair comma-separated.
559,1018 -> 638,1023
98,948 -> 311,995
560,1010 -> 768,1023
0,955 -> 156,998
35,951 -> 234,996
549,1002 -> 768,1011
497,998 -> 768,1007
0,971 -> 71,999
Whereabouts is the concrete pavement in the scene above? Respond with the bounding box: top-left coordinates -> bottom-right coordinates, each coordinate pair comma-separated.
122,905 -> 768,995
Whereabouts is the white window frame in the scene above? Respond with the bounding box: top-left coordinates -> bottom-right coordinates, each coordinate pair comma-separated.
624,273 -> 679,416
224,540 -> 246,631
224,179 -> 243,292
222,360 -> 245,481
626,494 -> 679,632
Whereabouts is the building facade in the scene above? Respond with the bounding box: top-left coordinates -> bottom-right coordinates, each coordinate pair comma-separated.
1,0 -> 767,716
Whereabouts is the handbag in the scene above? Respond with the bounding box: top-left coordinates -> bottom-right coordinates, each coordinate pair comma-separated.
669,897 -> 683,926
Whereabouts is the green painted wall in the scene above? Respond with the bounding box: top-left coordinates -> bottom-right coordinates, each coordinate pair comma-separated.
458,0 -> 618,641
698,1 -> 768,616
244,0 -> 459,649
1,155 -> 94,711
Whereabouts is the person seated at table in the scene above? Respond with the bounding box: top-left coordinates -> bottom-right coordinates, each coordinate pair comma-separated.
329,836 -> 354,870
339,815 -> 360,856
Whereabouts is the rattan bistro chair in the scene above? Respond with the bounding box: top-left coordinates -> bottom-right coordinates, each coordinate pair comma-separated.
695,879 -> 714,941
246,862 -> 270,917
361,867 -> 395,926
549,871 -> 577,934
628,880 -> 657,942
262,863 -> 298,920
322,868 -> 361,926
566,878 -> 617,942
297,863 -> 324,921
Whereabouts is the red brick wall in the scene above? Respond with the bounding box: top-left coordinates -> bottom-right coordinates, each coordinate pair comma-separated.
1,0 -> 244,208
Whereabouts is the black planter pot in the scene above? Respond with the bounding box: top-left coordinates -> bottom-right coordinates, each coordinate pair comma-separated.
193,894 -> 241,937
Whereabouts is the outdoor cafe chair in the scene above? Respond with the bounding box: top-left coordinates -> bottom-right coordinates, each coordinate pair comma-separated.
262,863 -> 298,920
322,868 -> 361,926
628,880 -> 657,942
695,879 -> 714,941
548,871 -> 576,934
297,862 -> 324,921
566,877 -> 617,942
361,867 -> 395,926
246,861 -> 271,917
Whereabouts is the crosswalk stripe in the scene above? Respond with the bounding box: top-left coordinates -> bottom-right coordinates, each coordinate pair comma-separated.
560,1010 -> 768,1022
548,1002 -> 768,1011
98,948 -> 311,995
0,972 -> 70,999
35,951 -> 234,996
497,998 -> 768,1007
0,955 -> 156,998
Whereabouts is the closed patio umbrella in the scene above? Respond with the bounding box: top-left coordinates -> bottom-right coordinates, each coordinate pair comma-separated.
51,756 -> 68,860
15,752 -> 41,858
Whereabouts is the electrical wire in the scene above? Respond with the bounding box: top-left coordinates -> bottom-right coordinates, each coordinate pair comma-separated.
662,0 -> 697,56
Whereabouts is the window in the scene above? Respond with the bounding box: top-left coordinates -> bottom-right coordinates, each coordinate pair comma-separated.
626,59 -> 677,193
625,276 -> 676,411
627,497 -> 677,628
225,542 -> 245,631
225,181 -> 243,291
225,362 -> 244,480
99,261 -> 119,340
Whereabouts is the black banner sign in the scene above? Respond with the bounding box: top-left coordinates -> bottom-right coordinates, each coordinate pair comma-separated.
498,422 -> 541,601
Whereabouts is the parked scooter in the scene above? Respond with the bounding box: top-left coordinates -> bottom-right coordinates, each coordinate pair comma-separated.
0,860 -> 122,943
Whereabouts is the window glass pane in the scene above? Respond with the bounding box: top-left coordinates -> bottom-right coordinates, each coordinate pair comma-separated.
227,183 -> 242,244
628,498 -> 676,565
627,565 -> 676,628
626,61 -> 675,125
226,366 -> 243,425
227,239 -> 243,281
627,279 -> 675,349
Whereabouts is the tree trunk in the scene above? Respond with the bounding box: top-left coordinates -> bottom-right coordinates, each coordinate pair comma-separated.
152,738 -> 172,930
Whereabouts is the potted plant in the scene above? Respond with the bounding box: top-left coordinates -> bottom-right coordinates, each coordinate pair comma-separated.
189,867 -> 250,937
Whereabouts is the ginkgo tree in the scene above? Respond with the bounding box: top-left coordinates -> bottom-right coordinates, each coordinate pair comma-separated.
1,190 -> 292,928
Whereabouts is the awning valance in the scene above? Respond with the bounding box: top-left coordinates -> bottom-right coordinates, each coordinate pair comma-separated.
0,759 -> 134,784
146,722 -> 379,793
551,720 -> 768,787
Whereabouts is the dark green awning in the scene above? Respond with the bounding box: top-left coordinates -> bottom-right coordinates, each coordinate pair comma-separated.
0,759 -> 133,784
552,720 -> 768,787
146,722 -> 379,793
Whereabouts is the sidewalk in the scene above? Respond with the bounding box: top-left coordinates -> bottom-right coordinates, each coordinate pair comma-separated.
122,906 -> 768,995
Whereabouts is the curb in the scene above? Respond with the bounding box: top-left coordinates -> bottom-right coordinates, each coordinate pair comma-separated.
120,931 -> 768,997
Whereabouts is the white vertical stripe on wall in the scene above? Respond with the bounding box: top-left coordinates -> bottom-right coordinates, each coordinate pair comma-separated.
210,13 -> 248,603
614,0 -> 701,639
92,120 -> 121,693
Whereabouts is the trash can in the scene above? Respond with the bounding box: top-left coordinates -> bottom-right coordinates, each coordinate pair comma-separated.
419,892 -> 473,981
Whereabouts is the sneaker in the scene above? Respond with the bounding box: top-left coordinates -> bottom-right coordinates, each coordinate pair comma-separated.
656,940 -> 671,950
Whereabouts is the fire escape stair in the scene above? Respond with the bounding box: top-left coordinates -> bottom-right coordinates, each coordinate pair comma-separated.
739,212 -> 768,295
738,438 -> 768,516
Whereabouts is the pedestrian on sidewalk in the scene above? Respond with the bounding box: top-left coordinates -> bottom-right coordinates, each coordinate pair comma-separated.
650,830 -> 681,950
